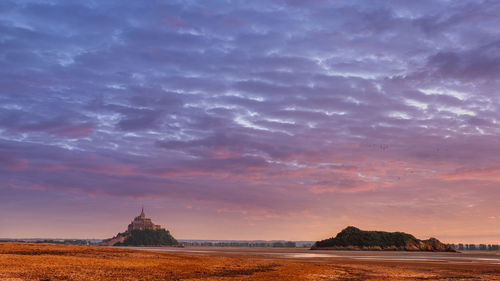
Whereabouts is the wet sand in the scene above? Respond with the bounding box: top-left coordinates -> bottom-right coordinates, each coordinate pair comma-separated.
127,246 -> 500,265
2,243 -> 500,280
125,246 -> 500,280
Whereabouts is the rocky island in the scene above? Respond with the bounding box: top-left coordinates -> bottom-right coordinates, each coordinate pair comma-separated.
311,226 -> 455,252
100,208 -> 178,246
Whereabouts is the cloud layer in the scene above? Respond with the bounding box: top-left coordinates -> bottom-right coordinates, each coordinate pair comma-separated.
1,0 -> 499,242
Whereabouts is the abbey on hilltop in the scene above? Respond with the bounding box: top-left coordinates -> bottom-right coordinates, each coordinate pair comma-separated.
128,207 -> 162,231
100,207 -> 178,246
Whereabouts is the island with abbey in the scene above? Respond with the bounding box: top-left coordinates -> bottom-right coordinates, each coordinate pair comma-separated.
100,208 -> 178,246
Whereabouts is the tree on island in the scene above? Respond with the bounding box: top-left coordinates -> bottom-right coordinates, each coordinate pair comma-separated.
114,229 -> 178,246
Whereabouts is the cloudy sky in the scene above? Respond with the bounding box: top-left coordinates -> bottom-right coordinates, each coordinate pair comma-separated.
1,0 -> 499,243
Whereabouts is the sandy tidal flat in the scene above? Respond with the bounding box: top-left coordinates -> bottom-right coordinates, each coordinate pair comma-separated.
1,242 -> 499,280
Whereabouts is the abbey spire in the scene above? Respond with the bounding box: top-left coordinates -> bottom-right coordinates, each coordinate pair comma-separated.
140,206 -> 145,219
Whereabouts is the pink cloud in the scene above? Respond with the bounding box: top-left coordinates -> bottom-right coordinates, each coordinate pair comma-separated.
0,155 -> 28,170
439,167 -> 500,181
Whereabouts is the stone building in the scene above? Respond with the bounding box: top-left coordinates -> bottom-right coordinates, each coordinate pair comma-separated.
99,207 -> 170,246
127,207 -> 162,231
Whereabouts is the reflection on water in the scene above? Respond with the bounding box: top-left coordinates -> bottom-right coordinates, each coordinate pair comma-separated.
286,253 -> 500,264
288,253 -> 338,258
124,247 -> 500,265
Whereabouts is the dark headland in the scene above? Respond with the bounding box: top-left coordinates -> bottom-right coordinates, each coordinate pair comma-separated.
311,226 -> 455,252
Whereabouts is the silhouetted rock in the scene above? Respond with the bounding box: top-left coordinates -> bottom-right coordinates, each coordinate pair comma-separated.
311,226 -> 455,252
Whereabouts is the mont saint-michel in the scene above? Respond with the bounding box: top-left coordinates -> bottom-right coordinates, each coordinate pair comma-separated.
100,208 -> 178,246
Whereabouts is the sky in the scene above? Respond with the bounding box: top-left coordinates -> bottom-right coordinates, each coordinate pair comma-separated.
1,0 -> 499,243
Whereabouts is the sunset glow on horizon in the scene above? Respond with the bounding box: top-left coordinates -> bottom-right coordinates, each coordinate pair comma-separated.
1,0 -> 500,244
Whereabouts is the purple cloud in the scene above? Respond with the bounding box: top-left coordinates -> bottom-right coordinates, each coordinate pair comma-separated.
1,0 -> 500,242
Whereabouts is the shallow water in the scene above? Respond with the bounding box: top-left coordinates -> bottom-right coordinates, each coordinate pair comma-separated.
117,246 -> 500,265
